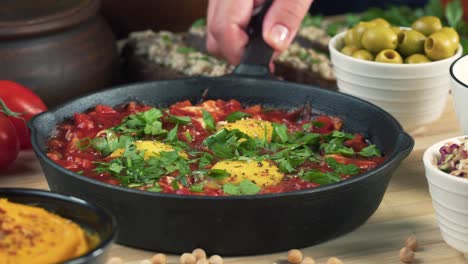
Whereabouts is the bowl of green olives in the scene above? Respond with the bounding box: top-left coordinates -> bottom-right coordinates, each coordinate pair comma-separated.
329,16 -> 462,130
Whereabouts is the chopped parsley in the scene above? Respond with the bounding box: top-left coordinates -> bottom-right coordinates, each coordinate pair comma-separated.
223,180 -> 261,195
202,110 -> 216,131
226,111 -> 251,122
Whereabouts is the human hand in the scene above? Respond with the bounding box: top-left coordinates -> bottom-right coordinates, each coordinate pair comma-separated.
206,0 -> 314,65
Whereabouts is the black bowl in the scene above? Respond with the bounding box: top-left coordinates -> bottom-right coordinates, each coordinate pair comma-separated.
29,76 -> 414,255
0,188 -> 118,264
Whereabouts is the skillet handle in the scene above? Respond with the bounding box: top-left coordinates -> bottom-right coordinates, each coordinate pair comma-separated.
232,0 -> 275,78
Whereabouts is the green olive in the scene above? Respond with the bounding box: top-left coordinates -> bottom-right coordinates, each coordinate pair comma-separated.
438,27 -> 460,51
361,26 -> 398,53
375,49 -> 403,64
370,18 -> 391,28
404,54 -> 431,64
352,49 -> 374,61
346,21 -> 376,48
344,28 -> 362,49
425,32 -> 457,60
341,45 -> 359,56
391,26 -> 402,35
397,29 -> 426,57
411,16 -> 442,36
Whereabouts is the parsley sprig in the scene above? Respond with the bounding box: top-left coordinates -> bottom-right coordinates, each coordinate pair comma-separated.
114,108 -> 166,136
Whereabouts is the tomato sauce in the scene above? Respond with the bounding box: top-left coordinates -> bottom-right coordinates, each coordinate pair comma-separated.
47,99 -> 385,195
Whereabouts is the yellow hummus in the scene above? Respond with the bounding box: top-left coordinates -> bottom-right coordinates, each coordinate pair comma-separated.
0,199 -> 90,264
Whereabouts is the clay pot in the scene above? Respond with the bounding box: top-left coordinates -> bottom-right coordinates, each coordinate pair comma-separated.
0,0 -> 119,106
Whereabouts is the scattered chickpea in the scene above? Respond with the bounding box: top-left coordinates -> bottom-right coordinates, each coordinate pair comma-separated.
326,257 -> 343,264
196,259 -> 210,264
287,249 -> 303,264
399,247 -> 415,263
302,256 -> 316,264
106,257 -> 124,264
405,235 -> 418,251
208,254 -> 224,264
180,253 -> 197,264
151,253 -> 167,264
193,248 -> 207,260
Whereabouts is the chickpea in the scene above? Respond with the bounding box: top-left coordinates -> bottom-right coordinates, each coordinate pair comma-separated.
287,249 -> 303,264
208,255 -> 224,264
326,257 -> 343,264
196,259 -> 210,264
405,235 -> 418,251
106,257 -> 123,264
180,253 -> 197,264
302,256 -> 316,264
399,247 -> 415,263
192,248 -> 207,260
151,253 -> 167,264
141,260 -> 152,264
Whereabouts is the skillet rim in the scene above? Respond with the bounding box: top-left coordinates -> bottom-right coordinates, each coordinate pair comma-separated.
29,75 -> 414,201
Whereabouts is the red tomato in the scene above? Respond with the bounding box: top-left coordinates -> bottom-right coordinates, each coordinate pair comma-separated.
0,114 -> 20,169
0,81 -> 47,149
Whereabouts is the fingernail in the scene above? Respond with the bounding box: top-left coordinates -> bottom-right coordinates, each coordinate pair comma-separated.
269,24 -> 289,47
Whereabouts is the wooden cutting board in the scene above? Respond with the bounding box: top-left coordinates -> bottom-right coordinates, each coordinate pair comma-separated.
1,96 -> 467,264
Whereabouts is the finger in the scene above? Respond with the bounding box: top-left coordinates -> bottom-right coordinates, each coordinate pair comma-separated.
206,0 -> 219,27
262,0 -> 314,51
206,0 -> 221,56
206,0 -> 255,65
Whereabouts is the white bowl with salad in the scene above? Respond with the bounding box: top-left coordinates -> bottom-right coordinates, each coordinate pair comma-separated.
423,136 -> 468,256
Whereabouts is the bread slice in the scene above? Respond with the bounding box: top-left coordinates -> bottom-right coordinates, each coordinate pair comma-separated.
122,30 -> 234,82
123,28 -> 337,90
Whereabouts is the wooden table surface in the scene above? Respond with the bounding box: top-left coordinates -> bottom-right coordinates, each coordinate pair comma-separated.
1,96 -> 468,264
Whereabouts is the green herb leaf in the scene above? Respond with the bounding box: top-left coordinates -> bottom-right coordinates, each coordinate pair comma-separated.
108,163 -> 124,174
189,183 -> 204,192
425,0 -> 444,18
202,110 -> 216,131
321,140 -> 355,156
301,14 -> 323,28
177,47 -> 197,54
166,124 -> 178,142
185,130 -> 193,142
207,169 -> 230,179
272,123 -> 289,143
446,0 -> 463,28
301,170 -> 341,185
172,180 -> 180,190
222,180 -> 260,195
325,157 -> 359,175
191,18 -> 206,28
198,152 -> 213,169
359,145 -> 382,157
226,111 -> 251,122
114,108 -> 166,137
167,115 -> 191,125
223,184 -> 241,195
147,184 -> 162,192
238,180 -> 261,195
92,131 -> 134,156
203,128 -> 257,159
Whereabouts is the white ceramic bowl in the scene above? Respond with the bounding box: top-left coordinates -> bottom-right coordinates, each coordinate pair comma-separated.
423,136 -> 468,257
329,31 -> 462,130
450,54 -> 468,135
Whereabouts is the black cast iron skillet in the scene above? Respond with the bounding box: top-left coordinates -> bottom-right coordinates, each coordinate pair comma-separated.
29,1 -> 414,255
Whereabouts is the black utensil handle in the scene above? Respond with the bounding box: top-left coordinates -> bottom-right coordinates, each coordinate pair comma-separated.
233,0 -> 275,78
